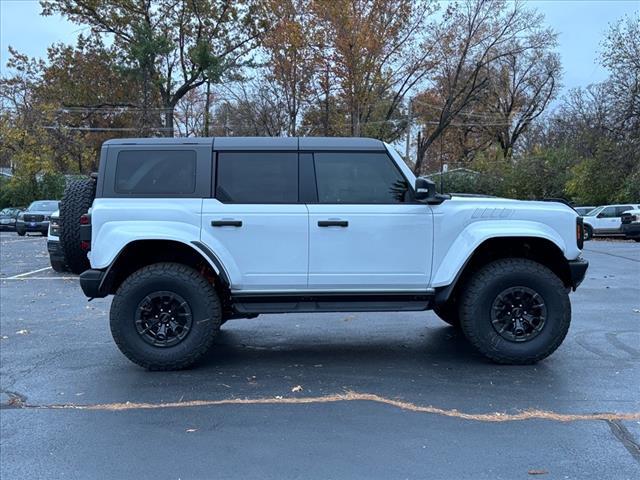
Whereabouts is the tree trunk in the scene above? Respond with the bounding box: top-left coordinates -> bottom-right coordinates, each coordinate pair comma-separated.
323,64 -> 330,136
164,108 -> 174,137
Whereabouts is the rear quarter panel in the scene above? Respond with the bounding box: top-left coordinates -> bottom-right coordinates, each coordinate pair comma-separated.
88,198 -> 205,270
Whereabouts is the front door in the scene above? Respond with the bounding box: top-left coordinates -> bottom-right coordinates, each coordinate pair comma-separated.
593,206 -> 622,233
201,151 -> 308,292
307,151 -> 433,291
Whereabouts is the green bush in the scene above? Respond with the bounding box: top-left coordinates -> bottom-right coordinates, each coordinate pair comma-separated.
0,172 -> 66,208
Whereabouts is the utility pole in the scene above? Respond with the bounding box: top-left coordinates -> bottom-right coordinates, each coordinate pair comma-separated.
405,97 -> 412,160
204,78 -> 211,137
440,135 -> 444,193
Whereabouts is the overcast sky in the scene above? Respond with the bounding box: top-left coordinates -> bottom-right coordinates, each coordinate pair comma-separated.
1,0 -> 638,100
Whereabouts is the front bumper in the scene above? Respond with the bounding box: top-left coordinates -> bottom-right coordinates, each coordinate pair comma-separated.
16,220 -> 49,232
568,258 -> 589,289
0,220 -> 16,230
621,223 -> 640,238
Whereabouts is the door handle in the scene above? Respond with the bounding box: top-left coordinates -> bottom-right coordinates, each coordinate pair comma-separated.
211,220 -> 242,227
318,220 -> 348,227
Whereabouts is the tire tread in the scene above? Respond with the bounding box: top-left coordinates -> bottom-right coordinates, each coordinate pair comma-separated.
459,258 -> 571,364
110,262 -> 221,371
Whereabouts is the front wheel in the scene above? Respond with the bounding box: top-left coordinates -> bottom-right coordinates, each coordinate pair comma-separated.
110,263 -> 222,370
459,258 -> 571,364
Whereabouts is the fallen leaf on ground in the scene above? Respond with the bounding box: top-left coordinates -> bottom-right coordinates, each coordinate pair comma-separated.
185,428 -> 198,433
528,470 -> 549,475
291,385 -> 303,393
0,336 -> 8,340
16,329 -> 29,335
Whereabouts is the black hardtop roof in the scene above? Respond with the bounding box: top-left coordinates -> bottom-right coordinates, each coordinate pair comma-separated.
102,136 -> 386,151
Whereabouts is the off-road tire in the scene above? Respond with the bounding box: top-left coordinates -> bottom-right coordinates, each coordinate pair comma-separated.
110,263 -> 222,370
583,224 -> 593,241
459,258 -> 571,365
433,301 -> 460,327
60,179 -> 96,274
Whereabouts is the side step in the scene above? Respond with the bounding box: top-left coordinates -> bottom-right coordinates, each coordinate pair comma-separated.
230,292 -> 433,314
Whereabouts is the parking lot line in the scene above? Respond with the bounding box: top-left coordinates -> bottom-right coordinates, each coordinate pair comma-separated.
5,266 -> 52,279
3,277 -> 73,281
0,237 -> 46,245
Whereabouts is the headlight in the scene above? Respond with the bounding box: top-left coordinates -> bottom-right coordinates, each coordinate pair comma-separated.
50,219 -> 59,228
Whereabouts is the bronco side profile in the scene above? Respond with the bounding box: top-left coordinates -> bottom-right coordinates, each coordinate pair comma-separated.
75,137 -> 588,370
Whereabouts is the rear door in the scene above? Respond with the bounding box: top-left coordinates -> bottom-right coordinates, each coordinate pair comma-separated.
201,150 -> 308,292
306,151 -> 432,291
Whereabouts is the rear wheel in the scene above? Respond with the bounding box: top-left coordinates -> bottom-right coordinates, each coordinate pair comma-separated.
110,263 -> 222,370
59,179 -> 96,273
459,258 -> 571,364
583,224 -> 593,241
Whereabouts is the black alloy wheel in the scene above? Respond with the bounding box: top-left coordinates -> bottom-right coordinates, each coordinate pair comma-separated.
135,291 -> 193,348
490,286 -> 547,342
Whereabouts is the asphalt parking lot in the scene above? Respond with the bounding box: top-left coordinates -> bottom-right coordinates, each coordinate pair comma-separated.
1,232 -> 639,479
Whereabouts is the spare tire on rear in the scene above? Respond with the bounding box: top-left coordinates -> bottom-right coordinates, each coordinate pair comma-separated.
59,178 -> 96,274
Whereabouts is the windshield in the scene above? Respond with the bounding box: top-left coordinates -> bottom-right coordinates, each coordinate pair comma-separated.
584,206 -> 602,216
0,208 -> 10,215
28,201 -> 59,212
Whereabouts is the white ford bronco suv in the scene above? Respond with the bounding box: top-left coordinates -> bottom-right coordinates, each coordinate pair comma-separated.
75,137 -> 588,370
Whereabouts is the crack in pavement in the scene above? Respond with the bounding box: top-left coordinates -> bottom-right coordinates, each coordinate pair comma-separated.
606,419 -> 640,463
583,247 -> 640,263
2,390 -> 640,423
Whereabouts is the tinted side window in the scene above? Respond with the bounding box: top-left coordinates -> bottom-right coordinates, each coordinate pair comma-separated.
600,207 -> 616,218
115,150 -> 196,194
314,152 -> 409,204
615,206 -> 633,216
216,152 -> 298,203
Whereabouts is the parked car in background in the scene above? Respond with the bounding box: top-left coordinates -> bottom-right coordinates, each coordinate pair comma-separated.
0,207 -> 22,231
621,209 -> 640,242
15,200 -> 59,236
47,210 -> 68,272
581,204 -> 640,240
574,206 -> 596,216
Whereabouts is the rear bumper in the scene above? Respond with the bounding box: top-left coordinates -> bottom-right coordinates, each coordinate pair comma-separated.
79,269 -> 108,298
568,258 -> 589,289
621,223 -> 640,238
47,240 -> 65,262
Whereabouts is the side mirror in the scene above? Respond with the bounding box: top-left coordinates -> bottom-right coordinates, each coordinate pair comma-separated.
415,177 -> 436,201
597,213 -> 604,218
415,177 -> 449,205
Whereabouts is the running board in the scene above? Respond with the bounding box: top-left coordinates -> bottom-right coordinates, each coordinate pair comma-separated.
230,292 -> 434,314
